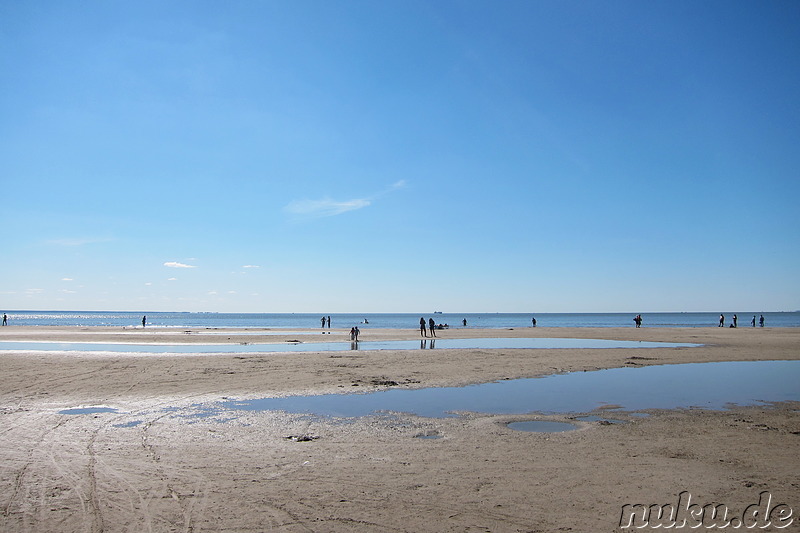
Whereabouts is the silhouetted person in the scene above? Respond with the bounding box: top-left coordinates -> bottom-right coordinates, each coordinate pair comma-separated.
420,317 -> 427,337
751,315 -> 756,327
462,318 -> 467,327
532,317 -> 537,327
759,315 -> 765,327
732,314 -> 738,328
719,314 -> 724,327
429,318 -> 436,337
2,314 -> 7,326
142,315 -> 146,328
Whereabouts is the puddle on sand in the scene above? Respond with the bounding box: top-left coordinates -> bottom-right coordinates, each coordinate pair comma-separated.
507,421 -> 578,433
222,360 -> 799,419
113,420 -> 143,428
0,337 -> 699,354
59,407 -> 118,415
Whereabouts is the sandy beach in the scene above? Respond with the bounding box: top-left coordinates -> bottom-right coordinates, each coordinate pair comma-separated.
1,326 -> 798,532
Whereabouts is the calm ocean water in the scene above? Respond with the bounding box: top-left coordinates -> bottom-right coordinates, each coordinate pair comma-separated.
2,311 -> 798,329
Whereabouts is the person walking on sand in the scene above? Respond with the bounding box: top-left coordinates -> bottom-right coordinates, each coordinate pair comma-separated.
719,314 -> 725,327
429,318 -> 436,337
354,326 -> 360,341
420,317 -> 427,337
142,315 -> 146,328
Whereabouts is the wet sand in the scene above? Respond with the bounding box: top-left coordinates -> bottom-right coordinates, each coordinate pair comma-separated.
1,326 -> 798,532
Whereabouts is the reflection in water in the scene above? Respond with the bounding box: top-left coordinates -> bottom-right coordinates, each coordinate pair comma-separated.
222,360 -> 799,419
0,338 -> 700,353
507,421 -> 578,432
59,407 -> 118,415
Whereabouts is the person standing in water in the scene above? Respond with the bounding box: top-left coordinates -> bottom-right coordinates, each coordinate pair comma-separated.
142,315 -> 146,328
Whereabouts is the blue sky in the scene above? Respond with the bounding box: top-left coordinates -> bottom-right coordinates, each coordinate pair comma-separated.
1,1 -> 798,313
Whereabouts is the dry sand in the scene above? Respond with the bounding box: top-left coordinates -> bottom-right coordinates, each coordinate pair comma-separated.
0,326 -> 798,532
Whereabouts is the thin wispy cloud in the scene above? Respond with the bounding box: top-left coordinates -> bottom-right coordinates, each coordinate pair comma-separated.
242,265 -> 260,269
285,198 -> 371,218
164,261 -> 197,268
284,181 -> 407,220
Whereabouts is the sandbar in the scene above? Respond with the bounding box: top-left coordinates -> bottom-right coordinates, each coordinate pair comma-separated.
1,326 -> 798,531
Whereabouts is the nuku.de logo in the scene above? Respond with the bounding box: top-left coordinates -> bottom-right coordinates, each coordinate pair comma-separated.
619,491 -> 793,529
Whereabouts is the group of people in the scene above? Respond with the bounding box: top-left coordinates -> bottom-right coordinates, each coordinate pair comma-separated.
633,314 -> 643,328
320,315 -> 331,333
719,314 -> 765,328
349,326 -> 360,341
419,317 -> 438,337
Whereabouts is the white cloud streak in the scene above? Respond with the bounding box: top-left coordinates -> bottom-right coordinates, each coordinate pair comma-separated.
283,181 -> 408,220
164,261 -> 197,268
284,198 -> 370,218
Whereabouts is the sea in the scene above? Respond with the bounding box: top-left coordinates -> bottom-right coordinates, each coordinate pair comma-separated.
2,311 -> 798,329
